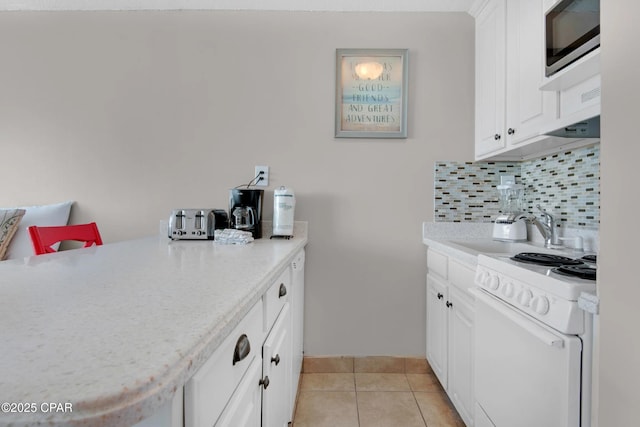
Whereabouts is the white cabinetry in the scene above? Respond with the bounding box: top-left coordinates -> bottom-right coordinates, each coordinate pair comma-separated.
185,301 -> 264,427
426,248 -> 476,426
426,267 -> 448,386
261,268 -> 293,427
290,250 -> 305,408
184,250 -> 305,427
474,0 -> 507,157
262,303 -> 292,427
474,0 -> 558,161
216,358 -> 262,427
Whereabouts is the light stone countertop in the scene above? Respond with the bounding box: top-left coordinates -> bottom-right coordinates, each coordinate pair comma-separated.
422,222 -> 494,266
422,221 -> 599,266
0,223 -> 308,427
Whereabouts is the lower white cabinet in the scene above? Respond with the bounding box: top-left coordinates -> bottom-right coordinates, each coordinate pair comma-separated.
216,357 -> 263,427
184,249 -> 305,427
448,285 -> 475,425
426,249 -> 476,426
426,274 -> 448,387
185,301 -> 264,427
290,249 -> 305,409
262,303 -> 292,427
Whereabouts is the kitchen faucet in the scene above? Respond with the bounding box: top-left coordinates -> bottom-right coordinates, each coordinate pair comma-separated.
529,204 -> 560,248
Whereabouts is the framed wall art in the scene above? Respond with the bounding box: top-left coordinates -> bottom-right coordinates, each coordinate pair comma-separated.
335,48 -> 409,138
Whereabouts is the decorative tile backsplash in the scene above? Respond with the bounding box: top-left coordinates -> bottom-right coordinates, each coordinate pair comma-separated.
434,144 -> 600,229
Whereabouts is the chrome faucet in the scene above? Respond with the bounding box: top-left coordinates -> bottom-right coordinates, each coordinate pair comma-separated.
530,204 -> 560,248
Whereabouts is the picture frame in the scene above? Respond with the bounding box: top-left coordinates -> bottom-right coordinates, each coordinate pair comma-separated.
335,48 -> 409,139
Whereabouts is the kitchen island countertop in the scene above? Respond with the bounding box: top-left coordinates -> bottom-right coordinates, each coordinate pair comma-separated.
0,223 -> 307,427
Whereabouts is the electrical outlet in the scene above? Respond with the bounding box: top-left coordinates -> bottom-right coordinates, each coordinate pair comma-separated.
255,165 -> 269,187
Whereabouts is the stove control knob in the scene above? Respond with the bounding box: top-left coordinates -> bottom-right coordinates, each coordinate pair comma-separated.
517,289 -> 533,307
501,282 -> 514,298
487,274 -> 500,290
531,296 -> 550,315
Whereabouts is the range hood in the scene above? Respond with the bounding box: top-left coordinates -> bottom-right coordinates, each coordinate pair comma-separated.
545,115 -> 600,139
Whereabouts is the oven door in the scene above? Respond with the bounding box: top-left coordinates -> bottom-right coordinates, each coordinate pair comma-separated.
472,289 -> 582,427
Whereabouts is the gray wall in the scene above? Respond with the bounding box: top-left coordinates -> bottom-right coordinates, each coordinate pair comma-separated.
0,11 -> 474,356
598,0 -> 640,424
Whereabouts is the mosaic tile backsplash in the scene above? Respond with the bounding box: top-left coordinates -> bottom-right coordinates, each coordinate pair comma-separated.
434,144 -> 600,229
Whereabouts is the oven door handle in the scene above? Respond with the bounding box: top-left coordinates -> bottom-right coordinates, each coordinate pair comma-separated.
470,288 -> 565,348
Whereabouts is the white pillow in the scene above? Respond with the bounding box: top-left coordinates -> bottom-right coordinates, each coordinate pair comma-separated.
4,201 -> 74,259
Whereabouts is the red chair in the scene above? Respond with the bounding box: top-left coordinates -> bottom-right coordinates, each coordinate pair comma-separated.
28,222 -> 103,255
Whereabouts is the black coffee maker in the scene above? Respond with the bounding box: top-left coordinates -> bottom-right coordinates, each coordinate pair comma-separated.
229,188 -> 263,238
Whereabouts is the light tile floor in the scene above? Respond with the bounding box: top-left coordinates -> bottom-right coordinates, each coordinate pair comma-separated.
293,357 -> 465,427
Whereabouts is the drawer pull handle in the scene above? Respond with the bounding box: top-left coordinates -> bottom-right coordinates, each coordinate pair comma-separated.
279,283 -> 287,298
271,354 -> 281,366
259,376 -> 270,389
446,301 -> 453,308
232,334 -> 251,366
437,293 -> 443,300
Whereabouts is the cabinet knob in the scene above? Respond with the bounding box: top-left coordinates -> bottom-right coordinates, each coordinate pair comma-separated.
508,128 -> 515,135
279,283 -> 287,298
446,301 -> 453,308
232,334 -> 251,366
271,354 -> 281,366
437,292 -> 444,300
494,134 -> 501,140
259,376 -> 270,389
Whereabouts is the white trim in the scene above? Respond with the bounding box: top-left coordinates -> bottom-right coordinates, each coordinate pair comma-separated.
1,0 -> 475,12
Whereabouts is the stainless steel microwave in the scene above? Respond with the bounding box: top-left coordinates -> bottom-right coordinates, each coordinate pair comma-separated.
545,0 -> 600,77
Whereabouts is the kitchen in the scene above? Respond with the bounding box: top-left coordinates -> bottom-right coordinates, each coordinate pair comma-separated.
0,0 -> 637,426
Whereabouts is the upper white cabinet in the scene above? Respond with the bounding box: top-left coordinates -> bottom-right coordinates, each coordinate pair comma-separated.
474,0 -> 558,160
474,0 -> 506,157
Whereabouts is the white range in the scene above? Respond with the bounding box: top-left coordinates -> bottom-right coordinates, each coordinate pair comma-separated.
473,251 -> 597,427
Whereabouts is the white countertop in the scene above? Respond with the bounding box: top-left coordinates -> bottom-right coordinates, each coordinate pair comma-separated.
0,223 -> 307,427
422,221 -> 598,266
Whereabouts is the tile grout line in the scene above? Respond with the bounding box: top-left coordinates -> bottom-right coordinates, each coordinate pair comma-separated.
353,372 -> 362,427
409,372 -> 430,427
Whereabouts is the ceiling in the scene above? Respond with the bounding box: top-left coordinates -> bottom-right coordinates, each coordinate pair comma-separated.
2,0 -> 477,12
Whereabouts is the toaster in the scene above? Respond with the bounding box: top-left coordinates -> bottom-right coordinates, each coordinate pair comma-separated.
168,209 -> 228,240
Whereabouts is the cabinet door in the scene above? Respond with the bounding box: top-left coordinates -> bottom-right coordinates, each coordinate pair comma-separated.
185,302 -> 263,427
215,358 -> 262,427
426,274 -> 448,388
506,0 -> 557,145
262,303 -> 292,427
475,0 -> 507,157
448,286 -> 475,427
290,250 -> 305,418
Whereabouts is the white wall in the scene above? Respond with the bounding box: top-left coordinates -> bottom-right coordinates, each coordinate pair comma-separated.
598,0 -> 640,424
0,11 -> 474,356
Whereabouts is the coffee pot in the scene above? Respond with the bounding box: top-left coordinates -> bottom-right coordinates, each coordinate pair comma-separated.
229,188 -> 263,238
232,206 -> 256,230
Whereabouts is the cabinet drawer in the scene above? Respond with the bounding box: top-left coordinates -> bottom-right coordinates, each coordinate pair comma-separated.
427,249 -> 448,280
449,259 -> 475,296
185,301 -> 263,427
264,267 -> 291,333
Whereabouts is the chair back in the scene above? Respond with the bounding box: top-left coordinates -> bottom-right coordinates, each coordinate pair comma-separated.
28,222 -> 103,255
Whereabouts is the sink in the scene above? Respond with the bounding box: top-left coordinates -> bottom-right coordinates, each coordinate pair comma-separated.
445,239 -> 561,256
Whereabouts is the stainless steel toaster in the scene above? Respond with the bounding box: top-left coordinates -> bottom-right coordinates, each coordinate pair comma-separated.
168,209 -> 228,240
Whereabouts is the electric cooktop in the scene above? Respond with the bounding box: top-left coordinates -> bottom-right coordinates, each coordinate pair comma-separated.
511,252 -> 597,281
